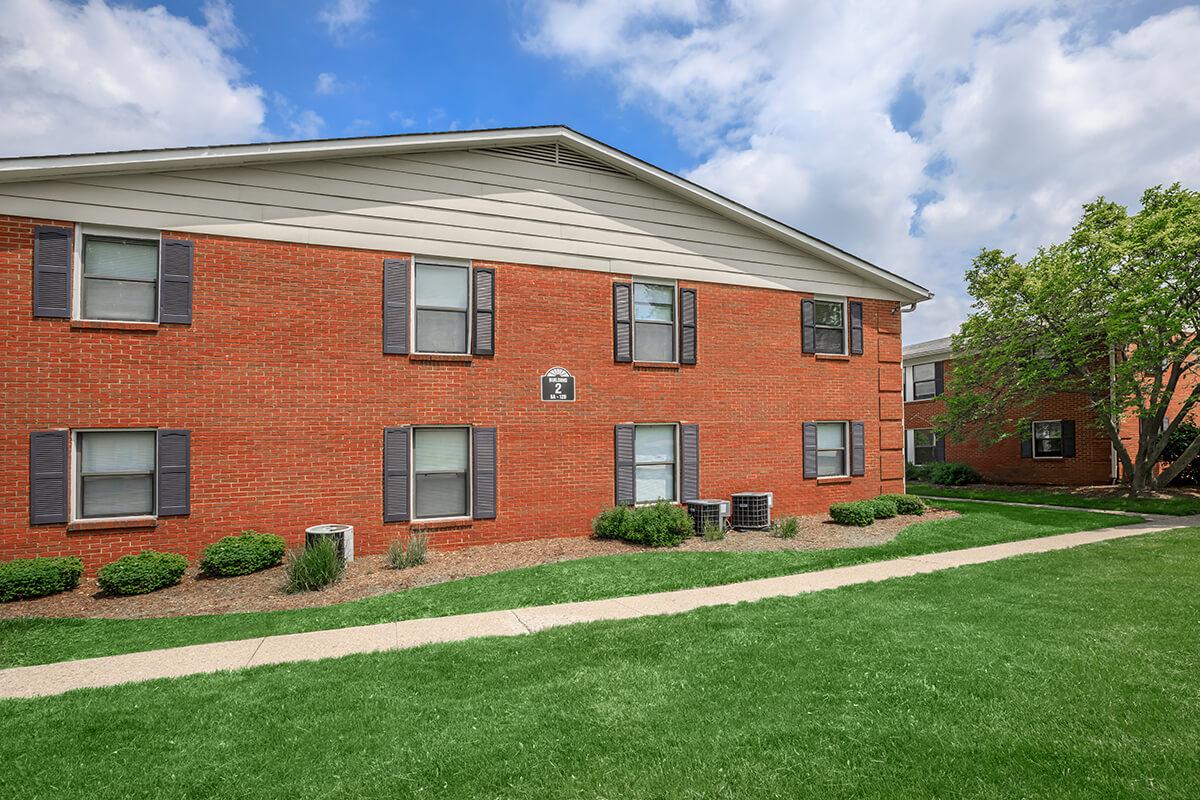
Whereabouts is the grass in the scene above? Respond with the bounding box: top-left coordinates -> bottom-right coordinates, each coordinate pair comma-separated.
0,501 -> 1135,669
910,482 -> 1200,515
2,528 -> 1197,799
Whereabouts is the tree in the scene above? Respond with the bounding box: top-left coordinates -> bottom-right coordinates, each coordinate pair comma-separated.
939,184 -> 1200,494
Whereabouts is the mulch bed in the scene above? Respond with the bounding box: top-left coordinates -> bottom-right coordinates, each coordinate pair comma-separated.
0,510 -> 955,620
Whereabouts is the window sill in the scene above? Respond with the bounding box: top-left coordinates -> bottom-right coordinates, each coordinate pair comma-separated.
814,353 -> 851,361
409,353 -> 473,363
71,320 -> 159,332
816,476 -> 852,485
905,397 -> 940,403
410,518 -> 474,532
68,516 -> 158,532
632,361 -> 680,370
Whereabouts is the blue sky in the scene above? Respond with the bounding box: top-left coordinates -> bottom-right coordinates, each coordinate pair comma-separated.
2,0 -> 1199,342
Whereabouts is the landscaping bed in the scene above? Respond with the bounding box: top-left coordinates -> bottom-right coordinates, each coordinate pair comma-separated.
0,510 -> 954,620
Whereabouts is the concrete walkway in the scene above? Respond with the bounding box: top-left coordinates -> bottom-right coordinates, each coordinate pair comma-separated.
3,513 -> 1197,700
916,494 -> 1161,517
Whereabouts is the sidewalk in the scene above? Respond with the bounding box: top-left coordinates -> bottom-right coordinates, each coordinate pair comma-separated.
3,513 -> 1196,700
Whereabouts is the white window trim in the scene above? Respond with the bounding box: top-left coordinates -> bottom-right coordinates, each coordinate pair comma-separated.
410,257 -> 473,356
812,295 -> 848,356
904,362 -> 939,402
633,422 -> 679,504
631,277 -> 678,364
72,224 -> 162,323
907,427 -> 939,465
1031,419 -> 1065,460
410,424 -> 473,521
69,427 -> 158,523
815,420 -> 850,478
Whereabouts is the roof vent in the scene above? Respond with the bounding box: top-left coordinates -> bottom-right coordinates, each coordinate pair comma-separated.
476,142 -> 629,177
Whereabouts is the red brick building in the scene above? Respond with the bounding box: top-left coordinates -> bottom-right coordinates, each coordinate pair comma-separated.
0,127 -> 932,567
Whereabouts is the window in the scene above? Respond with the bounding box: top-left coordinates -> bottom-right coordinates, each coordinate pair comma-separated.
911,429 -> 941,465
816,422 -> 847,477
1032,420 -> 1063,458
633,282 -> 675,362
414,262 -> 470,353
634,424 -> 676,502
81,235 -> 159,322
413,427 -> 470,518
813,299 -> 846,354
75,430 -> 156,519
910,363 -> 937,400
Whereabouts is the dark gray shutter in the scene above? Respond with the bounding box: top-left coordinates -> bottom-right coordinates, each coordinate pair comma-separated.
678,288 -> 697,365
384,427 -> 411,522
849,301 -> 864,355
850,421 -> 866,476
613,283 -> 632,363
29,431 -> 68,524
1020,431 -> 1033,458
159,239 -> 193,324
383,258 -> 410,355
33,226 -> 72,318
472,426 -> 497,519
1061,420 -> 1076,457
801,299 -> 816,353
473,267 -> 495,356
614,424 -> 635,505
680,423 -> 699,502
934,360 -> 945,396
934,433 -> 946,462
156,429 -> 191,516
802,422 -> 818,478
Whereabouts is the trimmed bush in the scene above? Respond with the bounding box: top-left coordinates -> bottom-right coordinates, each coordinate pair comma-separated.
770,516 -> 800,539
591,502 -> 691,548
869,496 -> 899,519
97,551 -> 187,596
880,493 -> 926,515
199,531 -> 285,577
928,461 -> 982,486
387,533 -> 429,569
905,462 -> 935,482
829,500 -> 876,527
284,537 -> 344,593
0,556 -> 84,602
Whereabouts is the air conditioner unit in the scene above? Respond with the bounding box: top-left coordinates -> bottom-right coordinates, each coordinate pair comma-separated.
305,524 -> 354,561
731,492 -> 772,530
685,499 -> 729,536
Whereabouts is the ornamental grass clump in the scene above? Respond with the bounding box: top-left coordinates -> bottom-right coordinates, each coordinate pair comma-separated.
284,537 -> 344,593
702,522 -> 726,541
387,533 -> 429,569
829,501 -> 876,527
0,556 -> 84,602
770,516 -> 800,539
199,531 -> 286,577
97,551 -> 188,596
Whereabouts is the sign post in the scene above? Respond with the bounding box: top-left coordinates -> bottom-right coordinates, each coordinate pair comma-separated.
541,367 -> 576,402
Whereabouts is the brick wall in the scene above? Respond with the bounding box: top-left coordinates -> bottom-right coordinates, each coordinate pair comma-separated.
1,215 -> 905,567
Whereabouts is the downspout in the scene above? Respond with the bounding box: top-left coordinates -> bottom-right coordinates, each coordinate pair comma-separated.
898,302 -> 918,492
1109,347 -> 1119,484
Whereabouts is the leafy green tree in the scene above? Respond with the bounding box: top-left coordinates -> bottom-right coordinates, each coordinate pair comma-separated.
939,184 -> 1200,493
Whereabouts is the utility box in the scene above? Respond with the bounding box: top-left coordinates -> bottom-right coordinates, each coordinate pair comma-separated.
305,524 -> 354,561
685,499 -> 729,536
731,492 -> 772,530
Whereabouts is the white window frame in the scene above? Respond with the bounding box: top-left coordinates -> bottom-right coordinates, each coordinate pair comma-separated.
410,257 -> 473,356
73,224 -> 162,323
633,423 -> 679,504
815,421 -> 849,478
1032,419 -> 1064,460
909,362 -> 938,401
812,295 -> 848,355
907,428 -> 940,465
631,278 -> 678,364
70,427 -> 158,523
410,425 -> 473,521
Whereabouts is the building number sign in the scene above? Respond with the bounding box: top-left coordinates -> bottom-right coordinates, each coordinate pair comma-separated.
541,367 -> 576,402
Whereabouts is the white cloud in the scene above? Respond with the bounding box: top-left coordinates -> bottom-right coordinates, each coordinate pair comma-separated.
0,0 -> 265,157
272,93 -> 325,139
317,0 -> 374,38
314,72 -> 341,95
523,1 -> 1200,342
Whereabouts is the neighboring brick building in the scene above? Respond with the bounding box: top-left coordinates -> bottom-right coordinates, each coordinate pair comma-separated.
0,127 -> 931,567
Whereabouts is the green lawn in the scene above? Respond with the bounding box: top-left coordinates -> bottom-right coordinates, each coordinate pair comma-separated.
2,528 -> 1197,799
0,501 -> 1134,669
909,482 -> 1200,515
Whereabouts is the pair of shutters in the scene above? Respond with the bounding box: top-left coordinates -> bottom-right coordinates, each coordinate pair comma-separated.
802,421 -> 866,479
29,429 -> 190,524
612,283 -> 698,364
383,427 -> 497,522
383,259 -> 495,355
1020,420 -> 1077,458
613,424 -> 700,506
801,299 -> 864,355
32,226 -> 194,323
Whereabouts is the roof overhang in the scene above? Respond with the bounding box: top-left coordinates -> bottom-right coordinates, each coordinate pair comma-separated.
0,125 -> 934,303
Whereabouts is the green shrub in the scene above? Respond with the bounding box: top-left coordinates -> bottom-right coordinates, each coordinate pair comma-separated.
702,523 -> 726,541
591,502 -> 691,548
869,496 -> 899,519
905,462 -> 934,482
880,493 -> 926,515
928,461 -> 982,486
1160,420 -> 1200,485
770,516 -> 800,539
387,533 -> 429,569
97,551 -> 187,596
0,556 -> 84,602
199,531 -> 286,577
829,500 -> 876,527
284,537 -> 344,593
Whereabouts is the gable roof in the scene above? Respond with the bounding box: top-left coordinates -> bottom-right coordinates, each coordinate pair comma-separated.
902,336 -> 954,361
0,125 -> 932,302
